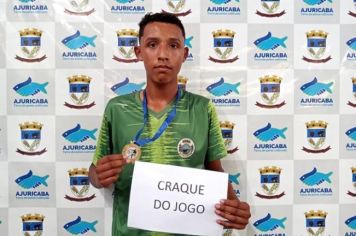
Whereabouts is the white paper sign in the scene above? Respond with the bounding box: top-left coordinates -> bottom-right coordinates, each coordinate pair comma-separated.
128,161 -> 228,236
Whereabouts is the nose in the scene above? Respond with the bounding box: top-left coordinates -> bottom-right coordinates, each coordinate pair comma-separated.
157,44 -> 169,61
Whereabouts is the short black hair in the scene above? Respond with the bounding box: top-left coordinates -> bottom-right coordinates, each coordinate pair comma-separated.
138,12 -> 186,41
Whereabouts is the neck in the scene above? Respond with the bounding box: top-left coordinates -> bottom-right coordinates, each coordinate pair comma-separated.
143,82 -> 178,113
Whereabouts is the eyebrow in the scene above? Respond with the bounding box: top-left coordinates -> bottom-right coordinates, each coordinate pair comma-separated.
143,37 -> 182,42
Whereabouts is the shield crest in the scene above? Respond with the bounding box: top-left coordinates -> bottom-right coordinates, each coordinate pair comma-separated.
352,78 -> 356,99
213,30 -> 235,60
306,30 -> 328,59
21,214 -> 44,236
259,167 -> 281,196
69,0 -> 89,12
166,0 -> 186,13
306,126 -> 326,150
305,210 -> 327,236
69,168 -> 90,198
220,121 -> 234,148
259,76 -> 281,105
20,28 -> 42,59
68,75 -> 91,105
20,122 -> 42,152
261,0 -> 280,13
352,168 -> 356,188
117,29 -> 138,59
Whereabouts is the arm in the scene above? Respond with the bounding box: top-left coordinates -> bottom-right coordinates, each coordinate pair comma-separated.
206,159 -> 251,230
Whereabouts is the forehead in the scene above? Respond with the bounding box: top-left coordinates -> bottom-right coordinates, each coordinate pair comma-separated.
141,22 -> 184,41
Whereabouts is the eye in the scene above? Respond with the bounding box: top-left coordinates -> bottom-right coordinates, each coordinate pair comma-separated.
147,42 -> 156,48
170,43 -> 178,48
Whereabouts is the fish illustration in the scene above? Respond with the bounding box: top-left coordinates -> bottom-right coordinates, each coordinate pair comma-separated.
19,0 -> 35,3
116,0 -> 142,3
346,37 -> 356,51
253,123 -> 287,142
345,215 -> 356,230
346,127 -> 356,141
300,167 -> 333,186
210,0 -> 239,4
185,36 -> 193,48
13,77 -> 48,96
62,124 -> 97,143
64,216 -> 98,235
206,78 -> 240,97
253,213 -> 287,232
62,30 -> 97,50
15,170 -> 49,189
303,0 -> 332,6
254,32 -> 287,51
300,77 -> 333,96
111,78 -> 145,96
229,173 -> 240,185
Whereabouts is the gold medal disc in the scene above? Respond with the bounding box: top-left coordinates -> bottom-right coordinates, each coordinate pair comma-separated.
122,142 -> 141,163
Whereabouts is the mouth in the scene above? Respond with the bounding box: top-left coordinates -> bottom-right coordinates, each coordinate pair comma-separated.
154,65 -> 172,71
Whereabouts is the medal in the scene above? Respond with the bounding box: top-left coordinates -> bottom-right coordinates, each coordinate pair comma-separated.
122,88 -> 181,163
122,142 -> 141,163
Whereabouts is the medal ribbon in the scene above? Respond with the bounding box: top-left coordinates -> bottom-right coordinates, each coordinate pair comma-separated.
133,88 -> 181,147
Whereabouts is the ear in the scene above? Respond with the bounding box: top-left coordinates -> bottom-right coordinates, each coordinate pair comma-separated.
182,47 -> 189,62
134,46 -> 143,61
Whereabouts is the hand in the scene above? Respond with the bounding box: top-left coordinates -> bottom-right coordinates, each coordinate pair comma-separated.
215,198 -> 251,230
95,154 -> 126,188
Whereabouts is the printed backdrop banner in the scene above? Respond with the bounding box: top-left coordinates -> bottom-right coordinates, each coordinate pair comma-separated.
0,0 -> 355,236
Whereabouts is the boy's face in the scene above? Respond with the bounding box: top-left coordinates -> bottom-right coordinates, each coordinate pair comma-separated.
135,22 -> 188,85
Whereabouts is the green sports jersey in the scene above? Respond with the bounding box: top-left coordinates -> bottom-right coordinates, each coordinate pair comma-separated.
93,90 -> 227,236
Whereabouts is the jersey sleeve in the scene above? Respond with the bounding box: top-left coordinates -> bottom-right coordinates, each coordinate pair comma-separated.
206,101 -> 227,162
92,104 -> 113,166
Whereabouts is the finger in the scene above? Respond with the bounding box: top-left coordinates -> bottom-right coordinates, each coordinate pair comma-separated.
221,199 -> 250,211
99,176 -> 118,188
96,160 -> 125,172
216,219 -> 247,230
97,167 -> 122,181
97,154 -> 123,165
215,209 -> 249,226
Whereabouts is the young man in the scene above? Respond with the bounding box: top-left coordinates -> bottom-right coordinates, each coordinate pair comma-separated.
89,12 -> 250,235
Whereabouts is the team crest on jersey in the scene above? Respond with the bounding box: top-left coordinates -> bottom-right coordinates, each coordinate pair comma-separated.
299,77 -> 334,107
62,124 -> 97,153
64,75 -> 96,109
21,213 -> 45,236
207,78 -> 240,107
110,0 -> 145,14
63,216 -> 98,235
13,0 -> 48,14
256,166 -> 285,199
347,167 -> 356,197
111,77 -> 145,96
113,29 -> 139,63
345,126 -> 356,152
299,167 -> 333,196
177,138 -> 195,158
209,29 -> 238,63
15,170 -> 50,200
300,0 -> 334,16
13,77 -> 49,107
346,36 -> 356,61
254,32 -> 288,61
162,0 -> 192,17
64,0 -> 95,16
253,213 -> 287,233
347,77 -> 356,107
15,28 -> 47,63
255,75 -> 286,109
220,121 -> 238,154
256,0 -> 286,17
305,210 -> 327,236
61,30 -> 97,60
302,120 -> 331,153
207,0 -> 241,16
349,0 -> 356,17
177,75 -> 188,91
16,122 -> 47,156
253,123 -> 288,152
65,168 -> 96,202
302,30 -> 331,63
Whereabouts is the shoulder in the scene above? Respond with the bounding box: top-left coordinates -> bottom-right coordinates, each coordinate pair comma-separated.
105,92 -> 139,110
183,91 -> 210,107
